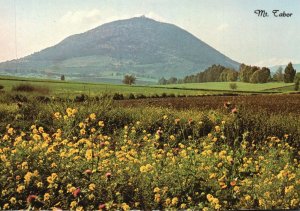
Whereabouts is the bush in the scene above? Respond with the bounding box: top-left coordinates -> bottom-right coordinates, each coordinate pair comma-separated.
128,93 -> 135,99
113,93 -> 124,100
0,85 -> 4,90
12,83 -> 50,94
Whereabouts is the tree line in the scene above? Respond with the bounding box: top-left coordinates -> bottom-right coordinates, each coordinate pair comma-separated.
158,62 -> 297,85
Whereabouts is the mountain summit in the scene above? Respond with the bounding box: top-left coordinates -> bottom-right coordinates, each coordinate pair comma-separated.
0,16 -> 239,80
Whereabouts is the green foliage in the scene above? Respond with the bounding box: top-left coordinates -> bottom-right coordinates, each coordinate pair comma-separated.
284,62 -> 296,83
249,67 -> 270,83
122,75 -> 136,85
295,79 -> 299,91
183,65 -> 238,83
61,75 -> 65,81
273,66 -> 284,82
11,83 -> 50,94
229,83 -> 237,91
0,84 -> 4,90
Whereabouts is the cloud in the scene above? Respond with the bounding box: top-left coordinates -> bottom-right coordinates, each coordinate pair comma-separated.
217,23 -> 229,31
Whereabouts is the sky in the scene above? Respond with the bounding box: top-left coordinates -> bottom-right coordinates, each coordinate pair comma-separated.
0,0 -> 299,67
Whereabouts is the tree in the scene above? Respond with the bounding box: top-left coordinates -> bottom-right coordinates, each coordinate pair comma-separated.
158,77 -> 167,85
250,67 -> 270,83
284,62 -> 296,83
273,66 -> 283,82
167,77 -> 178,84
122,75 -> 136,85
295,79 -> 299,91
229,83 -> 237,91
61,75 -> 65,81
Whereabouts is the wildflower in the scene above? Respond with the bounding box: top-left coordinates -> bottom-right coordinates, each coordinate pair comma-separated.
98,121 -> 105,127
98,204 -> 106,210
207,194 -> 213,202
73,188 -> 81,197
215,126 -> 221,133
7,127 -> 14,135
85,149 -> 93,160
165,198 -> 171,206
174,118 -> 180,124
169,135 -> 176,141
80,129 -> 86,135
154,193 -> 161,203
84,169 -> 93,175
105,172 -> 112,179
153,187 -> 160,193
224,101 -> 232,109
231,107 -> 238,114
54,112 -> 62,119
37,182 -> 43,188
230,179 -> 237,186
70,201 -> 77,209
89,183 -> 96,191
121,203 -> 130,211
3,204 -> 9,210
180,203 -> 187,209
10,197 -> 17,204
89,113 -> 96,120
27,195 -> 37,204
17,185 -> 25,193
171,197 -> 179,206
44,193 -> 50,201
24,172 -> 33,185
285,185 -> 294,194
245,195 -> 251,201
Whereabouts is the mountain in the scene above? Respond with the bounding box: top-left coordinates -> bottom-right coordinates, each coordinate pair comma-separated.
0,16 -> 239,82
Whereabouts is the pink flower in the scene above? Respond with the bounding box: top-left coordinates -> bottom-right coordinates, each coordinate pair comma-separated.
27,195 -> 37,203
73,188 -> 81,197
231,107 -> 238,114
99,204 -> 106,210
224,101 -> 232,109
84,169 -> 92,175
105,172 -> 112,178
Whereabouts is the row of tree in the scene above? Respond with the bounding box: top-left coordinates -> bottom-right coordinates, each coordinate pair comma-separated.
158,62 -> 297,85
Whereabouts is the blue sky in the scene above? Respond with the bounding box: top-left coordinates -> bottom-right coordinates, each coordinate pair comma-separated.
0,0 -> 299,67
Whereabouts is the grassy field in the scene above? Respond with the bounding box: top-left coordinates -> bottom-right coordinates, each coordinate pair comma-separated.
0,76 -> 219,97
0,76 -> 295,98
156,82 -> 294,92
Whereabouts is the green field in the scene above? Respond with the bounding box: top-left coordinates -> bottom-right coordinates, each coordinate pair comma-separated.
0,76 -> 296,98
156,82 -> 294,92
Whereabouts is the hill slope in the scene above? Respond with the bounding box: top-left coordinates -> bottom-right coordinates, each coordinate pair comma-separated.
0,16 -> 239,80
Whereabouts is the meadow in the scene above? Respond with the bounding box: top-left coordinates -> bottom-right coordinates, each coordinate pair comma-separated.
156,82 -> 295,92
0,78 -> 299,210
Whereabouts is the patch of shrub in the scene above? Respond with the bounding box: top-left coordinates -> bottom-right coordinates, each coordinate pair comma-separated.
136,94 -> 146,99
113,93 -> 124,100
35,96 -> 51,103
128,93 -> 135,99
74,94 -> 88,102
12,83 -> 50,94
161,93 -> 167,98
0,84 -> 4,90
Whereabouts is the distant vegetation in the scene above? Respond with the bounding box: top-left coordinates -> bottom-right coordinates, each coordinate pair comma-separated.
122,75 -> 136,85
12,83 -> 50,94
159,62 -> 297,85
